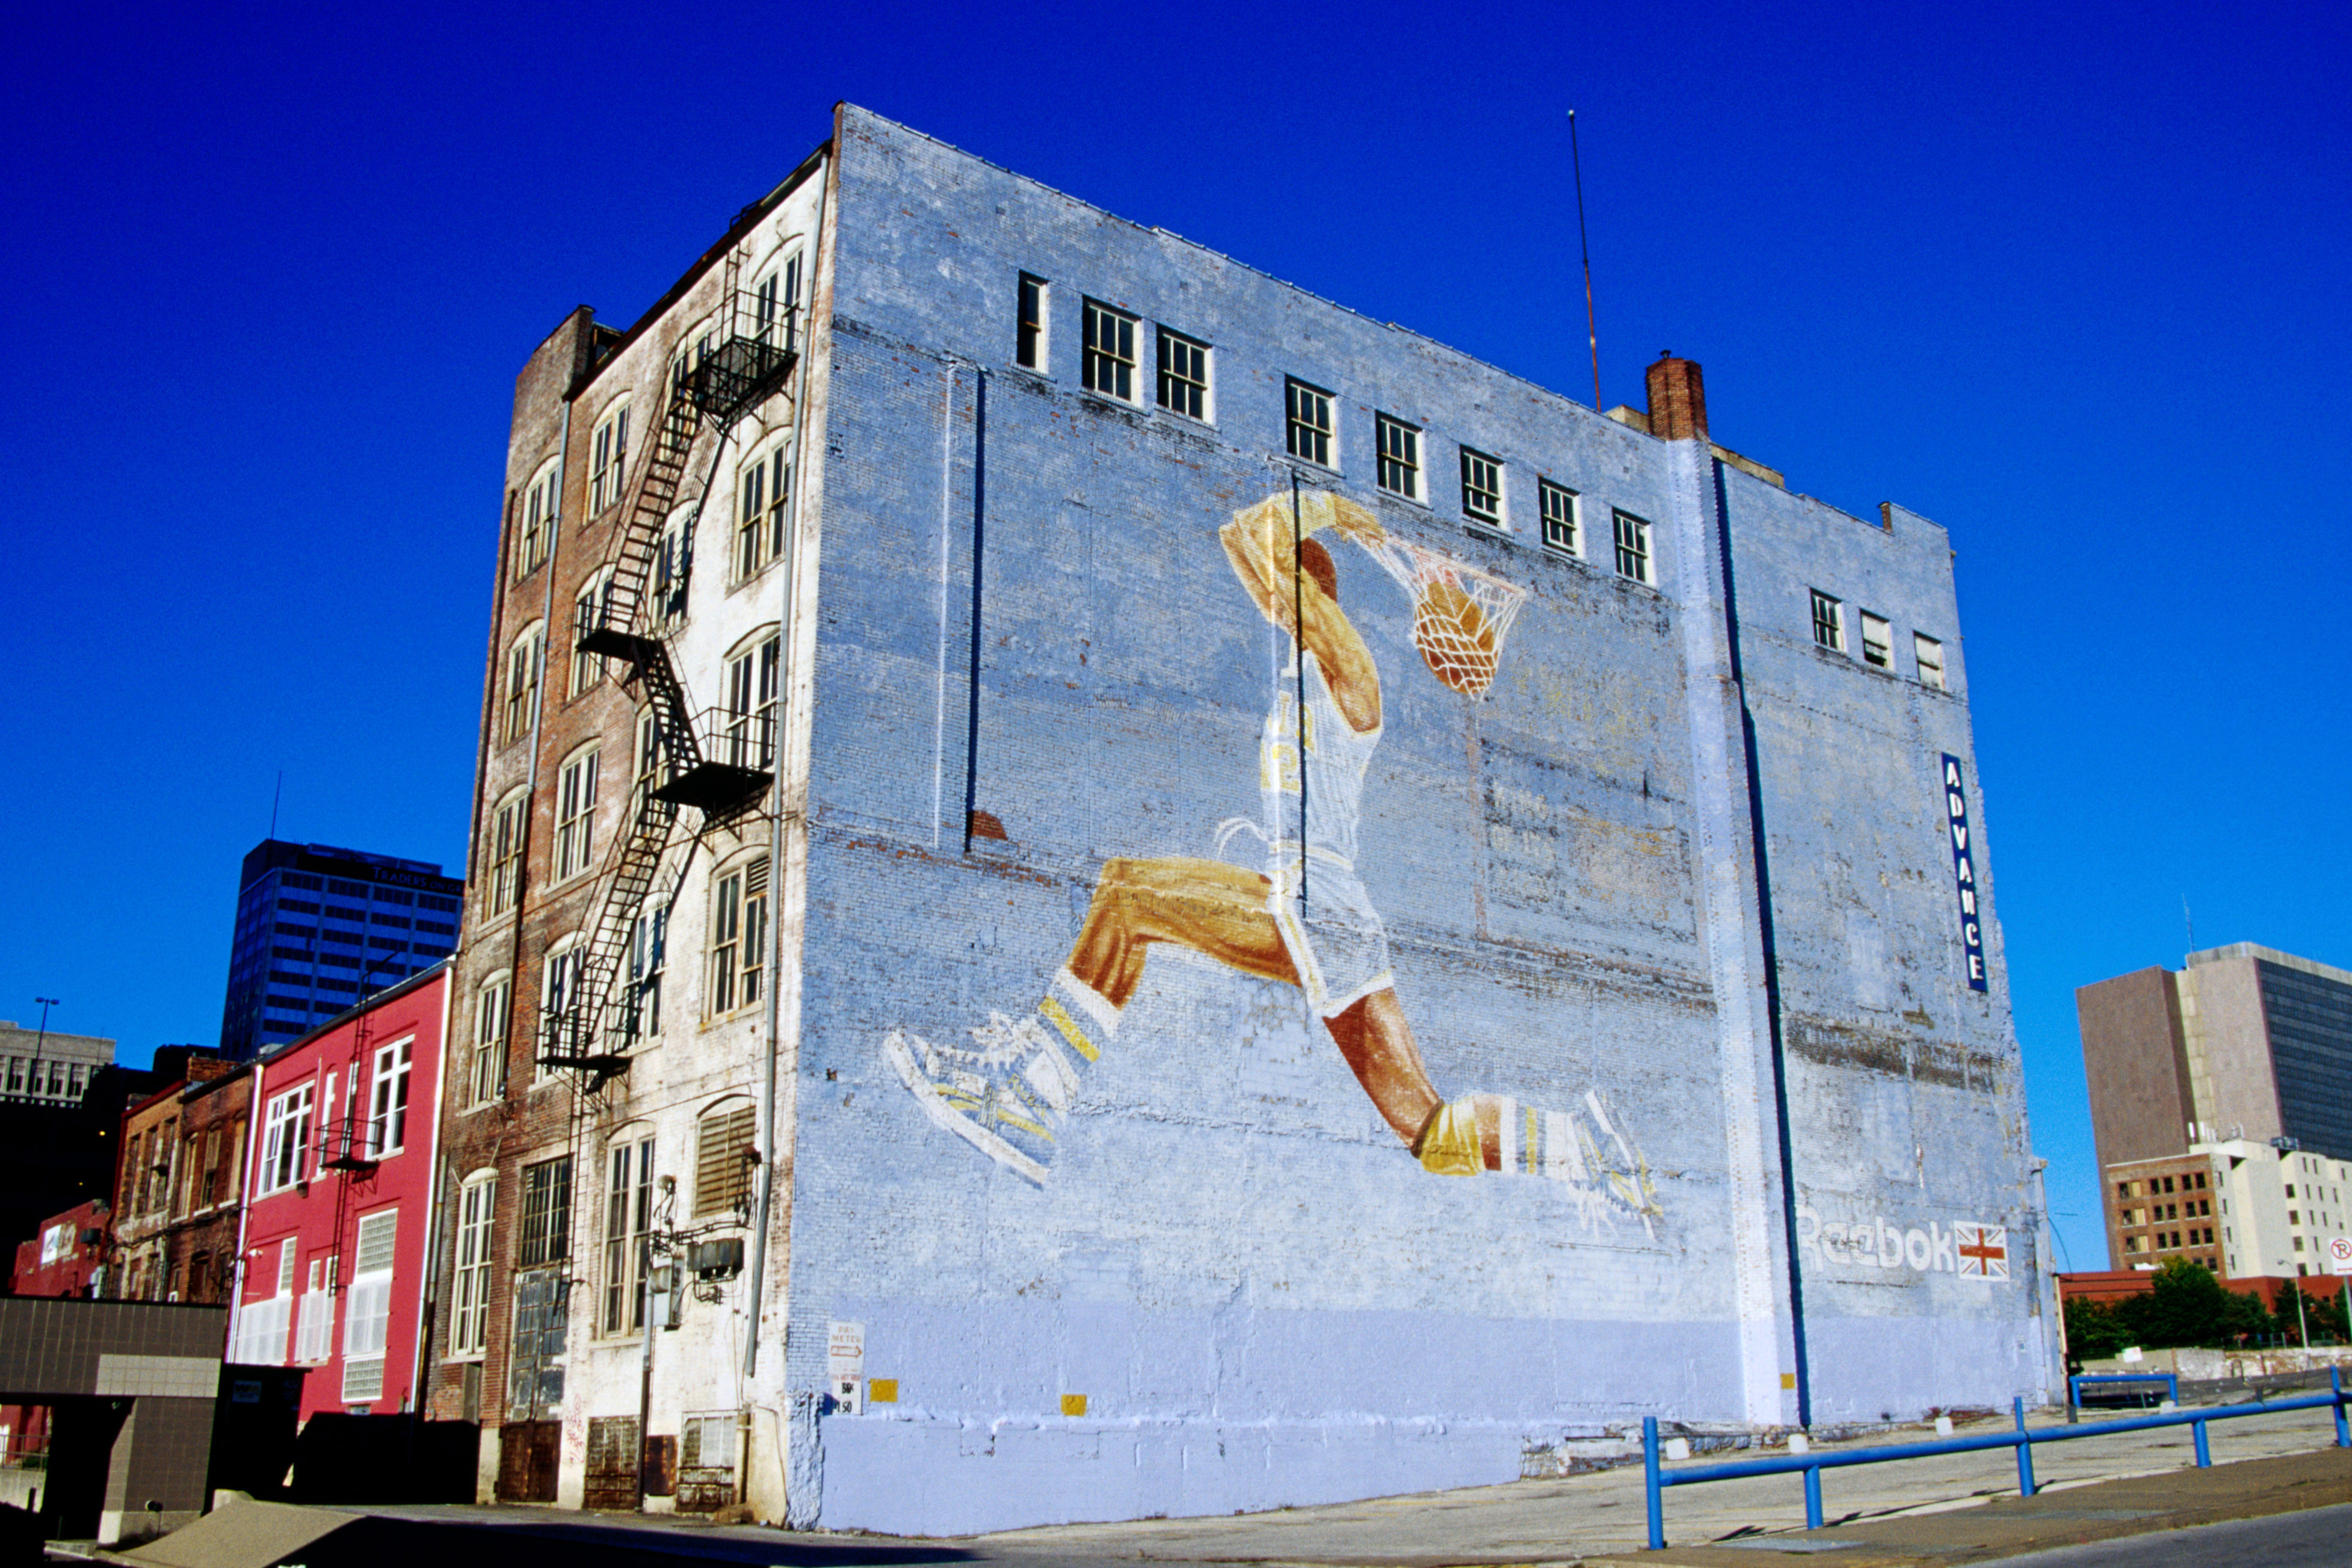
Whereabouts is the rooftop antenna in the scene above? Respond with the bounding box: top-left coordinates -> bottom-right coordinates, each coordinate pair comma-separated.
2184,895 -> 2195,956
268,770 -> 283,841
1568,109 -> 1601,411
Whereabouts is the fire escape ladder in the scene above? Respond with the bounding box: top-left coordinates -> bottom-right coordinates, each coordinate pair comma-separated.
537,788 -> 679,1084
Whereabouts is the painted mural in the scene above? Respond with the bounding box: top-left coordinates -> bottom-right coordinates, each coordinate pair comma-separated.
885,489 -> 1661,1229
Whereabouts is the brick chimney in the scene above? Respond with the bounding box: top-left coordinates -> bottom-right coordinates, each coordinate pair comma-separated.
1644,354 -> 1708,441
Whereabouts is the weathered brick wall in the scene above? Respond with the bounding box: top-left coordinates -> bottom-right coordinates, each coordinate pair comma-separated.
759,109 -> 2050,1532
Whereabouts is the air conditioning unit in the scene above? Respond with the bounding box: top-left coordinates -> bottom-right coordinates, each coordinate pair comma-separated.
690,1238 -> 744,1281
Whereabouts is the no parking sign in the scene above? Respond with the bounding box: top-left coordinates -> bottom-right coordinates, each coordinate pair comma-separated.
2327,1236 -> 2352,1276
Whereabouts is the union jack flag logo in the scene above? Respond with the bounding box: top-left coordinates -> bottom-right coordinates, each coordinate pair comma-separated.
1956,1223 -> 2009,1280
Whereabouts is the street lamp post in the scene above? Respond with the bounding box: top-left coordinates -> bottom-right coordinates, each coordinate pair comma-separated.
30,998 -> 59,1100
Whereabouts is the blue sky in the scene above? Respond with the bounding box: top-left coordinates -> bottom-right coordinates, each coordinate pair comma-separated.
4,0 -> 2345,1273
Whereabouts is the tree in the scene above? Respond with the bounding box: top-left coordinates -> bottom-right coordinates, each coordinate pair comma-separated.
2064,1296 -> 2131,1363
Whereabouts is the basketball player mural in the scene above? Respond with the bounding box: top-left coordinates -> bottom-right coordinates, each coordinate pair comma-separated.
886,489 -> 1661,1229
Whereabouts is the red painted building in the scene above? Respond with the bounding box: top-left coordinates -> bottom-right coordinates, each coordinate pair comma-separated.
227,965 -> 449,1422
11,1199 -> 110,1300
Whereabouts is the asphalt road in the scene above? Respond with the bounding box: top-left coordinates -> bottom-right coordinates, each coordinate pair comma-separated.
1996,1501 -> 2352,1567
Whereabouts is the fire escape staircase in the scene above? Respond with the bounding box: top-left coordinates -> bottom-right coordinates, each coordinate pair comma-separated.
539,280 -> 799,1090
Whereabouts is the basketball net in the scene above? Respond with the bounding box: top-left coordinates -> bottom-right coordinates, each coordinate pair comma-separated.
1354,536 -> 1528,699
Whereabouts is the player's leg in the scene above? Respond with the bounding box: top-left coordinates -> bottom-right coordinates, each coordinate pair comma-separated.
1067,856 -> 1299,1011
1323,989 -> 1443,1147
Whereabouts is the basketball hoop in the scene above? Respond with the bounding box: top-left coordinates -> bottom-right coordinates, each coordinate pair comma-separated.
1354,536 -> 1528,699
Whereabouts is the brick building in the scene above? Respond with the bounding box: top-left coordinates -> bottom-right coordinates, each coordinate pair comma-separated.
227,964 -> 450,1423
428,104 -> 2050,1531
108,1052 -> 248,1306
2079,943 -> 2352,1276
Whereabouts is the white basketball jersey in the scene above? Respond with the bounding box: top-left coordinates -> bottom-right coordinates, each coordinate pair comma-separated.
1259,652 -> 1380,866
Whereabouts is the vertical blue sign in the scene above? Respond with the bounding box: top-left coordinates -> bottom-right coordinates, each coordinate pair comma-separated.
1941,753 -> 1988,992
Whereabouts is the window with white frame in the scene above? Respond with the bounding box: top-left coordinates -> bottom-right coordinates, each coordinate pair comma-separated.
368,1036 -> 413,1156
471,974 -> 510,1107
1375,414 -> 1420,499
1860,611 -> 1892,668
232,1236 -> 299,1365
487,789 -> 525,918
517,460 -> 558,576
1155,327 -> 1210,420
1810,590 -> 1845,652
341,1208 -> 397,1404
1613,509 -> 1652,585
1460,446 -> 1503,526
1016,273 -> 1048,369
449,1173 -> 496,1357
589,401 -> 630,514
624,903 -> 665,1046
723,633 -> 780,770
260,1083 -> 314,1194
709,859 -> 769,1017
694,1102 -> 757,1219
602,1134 -> 656,1335
1286,378 -> 1334,468
735,443 -> 791,581
651,511 -> 693,628
1915,633 -> 1946,690
1539,479 -> 1579,554
570,570 -> 614,696
669,318 -> 717,404
540,939 -> 582,1075
503,623 -> 543,745
554,745 -> 600,883
752,252 -> 800,347
294,1254 -> 336,1363
1082,298 -> 1138,401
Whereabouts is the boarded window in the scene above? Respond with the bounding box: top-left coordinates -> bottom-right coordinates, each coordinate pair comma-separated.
694,1105 -> 756,1218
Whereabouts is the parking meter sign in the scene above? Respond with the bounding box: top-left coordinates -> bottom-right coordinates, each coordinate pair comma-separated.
2327,1236 -> 2352,1276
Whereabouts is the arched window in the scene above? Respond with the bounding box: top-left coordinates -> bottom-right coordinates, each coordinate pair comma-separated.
721,626 -> 780,770
589,398 -> 632,515
553,742 -> 600,884
693,1099 -> 756,1219
537,934 -> 583,1079
571,567 -> 615,697
486,788 -> 527,916
708,855 -> 768,1017
449,1170 -> 498,1357
503,622 -> 543,745
468,971 -> 511,1107
602,1127 -> 656,1335
517,458 -> 560,576
735,440 -> 792,582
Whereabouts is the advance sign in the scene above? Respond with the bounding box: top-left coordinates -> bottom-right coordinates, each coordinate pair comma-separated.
1940,754 -> 1989,993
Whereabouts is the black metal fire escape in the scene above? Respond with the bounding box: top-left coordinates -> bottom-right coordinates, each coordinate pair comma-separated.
537,273 -> 799,1090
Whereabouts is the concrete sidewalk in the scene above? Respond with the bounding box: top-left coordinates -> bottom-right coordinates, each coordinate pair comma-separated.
978,1403 -> 2352,1563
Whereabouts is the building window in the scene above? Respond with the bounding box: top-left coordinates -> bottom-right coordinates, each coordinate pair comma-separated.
669,318 -> 717,404
1460,447 -> 1503,527
1860,611 -> 1892,668
1810,590 -> 1845,652
723,634 -> 780,770
652,514 -> 693,629
1286,378 -> 1334,468
1155,327 -> 1210,420
260,1084 -> 314,1194
1613,510 -> 1652,584
710,859 -> 770,1017
517,1155 -> 573,1268
471,975 -> 510,1107
517,461 -> 558,577
1375,415 -> 1420,499
694,1102 -> 757,1219
540,940 -> 581,1073
487,791 -> 526,917
629,708 -> 665,828
735,444 -> 791,581
1915,634 -> 1946,690
1539,479 -> 1579,555
504,624 -> 543,745
571,570 -> 614,696
602,1135 -> 656,1335
1016,273 -> 1048,370
450,1174 -> 495,1357
589,402 -> 630,515
752,252 -> 800,347
554,747 -> 600,883
295,1255 -> 336,1363
341,1209 -> 397,1405
1082,298 -> 1138,401
368,1037 -> 413,1156
623,904 -> 665,1046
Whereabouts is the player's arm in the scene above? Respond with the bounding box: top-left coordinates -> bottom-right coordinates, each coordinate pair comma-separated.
1219,499 -> 1382,733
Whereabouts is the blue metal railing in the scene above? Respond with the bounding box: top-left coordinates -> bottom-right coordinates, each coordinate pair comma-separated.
1643,1366 -> 2352,1549
2070,1371 -> 2179,1408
